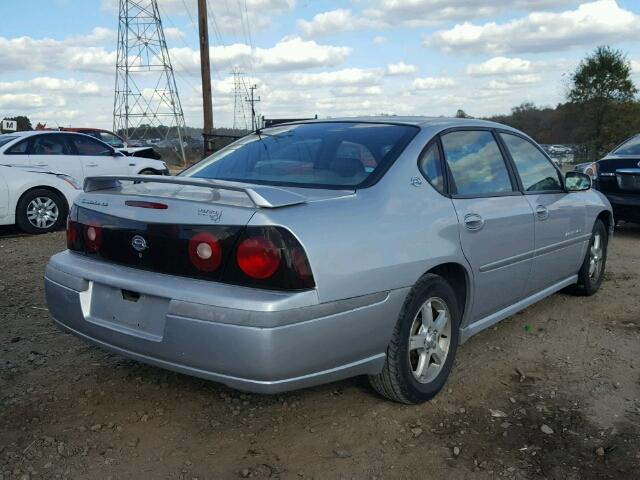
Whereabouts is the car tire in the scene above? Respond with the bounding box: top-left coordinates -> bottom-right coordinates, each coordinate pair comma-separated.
570,219 -> 608,296
138,168 -> 158,175
369,273 -> 460,404
16,189 -> 66,235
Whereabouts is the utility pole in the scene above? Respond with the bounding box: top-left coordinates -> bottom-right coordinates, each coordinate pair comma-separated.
197,0 -> 213,136
245,85 -> 260,131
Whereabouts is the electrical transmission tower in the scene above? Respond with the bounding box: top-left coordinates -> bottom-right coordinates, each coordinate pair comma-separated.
232,68 -> 249,131
113,0 -> 186,163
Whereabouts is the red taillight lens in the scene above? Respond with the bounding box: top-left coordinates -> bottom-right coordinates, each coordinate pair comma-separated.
84,222 -> 102,253
236,236 -> 281,279
66,219 -> 78,249
292,247 -> 312,281
188,232 -> 222,272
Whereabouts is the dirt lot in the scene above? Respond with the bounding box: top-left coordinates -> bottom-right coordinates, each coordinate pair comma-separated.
1,225 -> 639,480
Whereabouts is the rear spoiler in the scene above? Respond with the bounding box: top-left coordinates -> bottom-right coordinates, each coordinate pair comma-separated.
83,175 -> 307,209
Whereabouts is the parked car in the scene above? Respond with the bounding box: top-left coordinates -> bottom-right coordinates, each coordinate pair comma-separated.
0,163 -> 81,234
44,118 -> 612,404
0,132 -> 169,182
58,128 -> 162,160
576,134 -> 640,224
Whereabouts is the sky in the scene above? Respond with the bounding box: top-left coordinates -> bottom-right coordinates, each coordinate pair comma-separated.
1,0 -> 640,131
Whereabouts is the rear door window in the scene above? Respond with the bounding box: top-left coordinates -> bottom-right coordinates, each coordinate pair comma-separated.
441,130 -> 514,196
418,143 -> 445,194
32,135 -> 71,155
500,133 -> 562,192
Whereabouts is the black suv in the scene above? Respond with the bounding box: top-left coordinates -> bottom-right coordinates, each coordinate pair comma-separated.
578,135 -> 640,224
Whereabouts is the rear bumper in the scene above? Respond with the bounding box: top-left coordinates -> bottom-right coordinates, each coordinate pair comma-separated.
44,251 -> 407,393
604,192 -> 640,223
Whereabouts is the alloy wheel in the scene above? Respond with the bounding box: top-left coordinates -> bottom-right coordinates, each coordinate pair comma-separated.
408,297 -> 452,384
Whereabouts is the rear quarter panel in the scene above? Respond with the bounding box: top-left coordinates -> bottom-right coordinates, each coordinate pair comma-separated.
249,127 -> 471,306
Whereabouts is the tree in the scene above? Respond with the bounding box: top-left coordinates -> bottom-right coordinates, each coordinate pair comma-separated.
2,115 -> 32,132
567,46 -> 638,159
568,46 -> 637,103
455,109 -> 469,118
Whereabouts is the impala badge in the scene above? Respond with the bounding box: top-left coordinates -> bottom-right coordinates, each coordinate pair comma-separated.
131,235 -> 148,253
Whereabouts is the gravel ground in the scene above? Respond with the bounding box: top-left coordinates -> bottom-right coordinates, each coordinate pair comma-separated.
1,224 -> 639,479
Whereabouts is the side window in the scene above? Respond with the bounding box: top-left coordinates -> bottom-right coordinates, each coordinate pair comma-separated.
6,139 -> 29,155
500,133 -> 562,192
441,130 -> 514,196
100,132 -> 125,148
418,143 -> 445,194
32,135 -> 70,155
71,136 -> 112,156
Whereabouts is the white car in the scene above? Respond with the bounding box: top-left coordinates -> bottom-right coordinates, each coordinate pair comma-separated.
0,131 -> 169,182
0,164 -> 81,234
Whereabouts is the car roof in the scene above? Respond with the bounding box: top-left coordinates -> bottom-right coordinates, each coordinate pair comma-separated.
2,130 -> 104,139
279,116 -> 518,131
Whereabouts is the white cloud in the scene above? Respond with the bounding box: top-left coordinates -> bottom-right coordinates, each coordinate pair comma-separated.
386,62 -> 417,76
254,36 -> 351,71
466,57 -> 533,76
297,9 -> 379,36
164,27 -> 185,40
0,35 -> 116,74
487,74 -> 542,90
373,36 -> 387,45
412,77 -> 457,90
286,68 -> 382,87
0,77 -> 100,95
169,37 -> 350,74
298,1 -> 579,36
427,0 -> 640,54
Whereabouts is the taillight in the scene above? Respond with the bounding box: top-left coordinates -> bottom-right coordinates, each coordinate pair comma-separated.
84,222 -> 102,253
227,227 -> 315,290
188,232 -> 222,272
291,247 -> 313,281
67,206 -> 315,291
66,219 -> 78,249
237,237 -> 282,279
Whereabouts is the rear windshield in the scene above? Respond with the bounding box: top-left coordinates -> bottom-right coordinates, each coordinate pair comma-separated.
182,122 -> 418,189
0,136 -> 18,148
613,135 -> 640,155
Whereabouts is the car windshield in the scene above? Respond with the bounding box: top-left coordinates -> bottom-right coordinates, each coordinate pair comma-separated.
0,136 -> 18,148
182,122 -> 418,189
613,135 -> 640,155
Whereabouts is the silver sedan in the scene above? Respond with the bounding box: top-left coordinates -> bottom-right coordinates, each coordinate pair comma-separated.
44,118 -> 612,404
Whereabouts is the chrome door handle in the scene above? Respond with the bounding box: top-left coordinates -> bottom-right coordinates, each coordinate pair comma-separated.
464,213 -> 484,231
535,205 -> 549,220
86,162 -> 98,167
35,162 -> 48,167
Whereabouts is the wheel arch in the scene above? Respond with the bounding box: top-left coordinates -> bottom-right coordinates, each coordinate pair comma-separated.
596,209 -> 613,233
423,262 -> 471,322
16,185 -> 70,218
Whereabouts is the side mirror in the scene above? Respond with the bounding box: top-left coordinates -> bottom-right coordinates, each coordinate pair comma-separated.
565,171 -> 591,192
